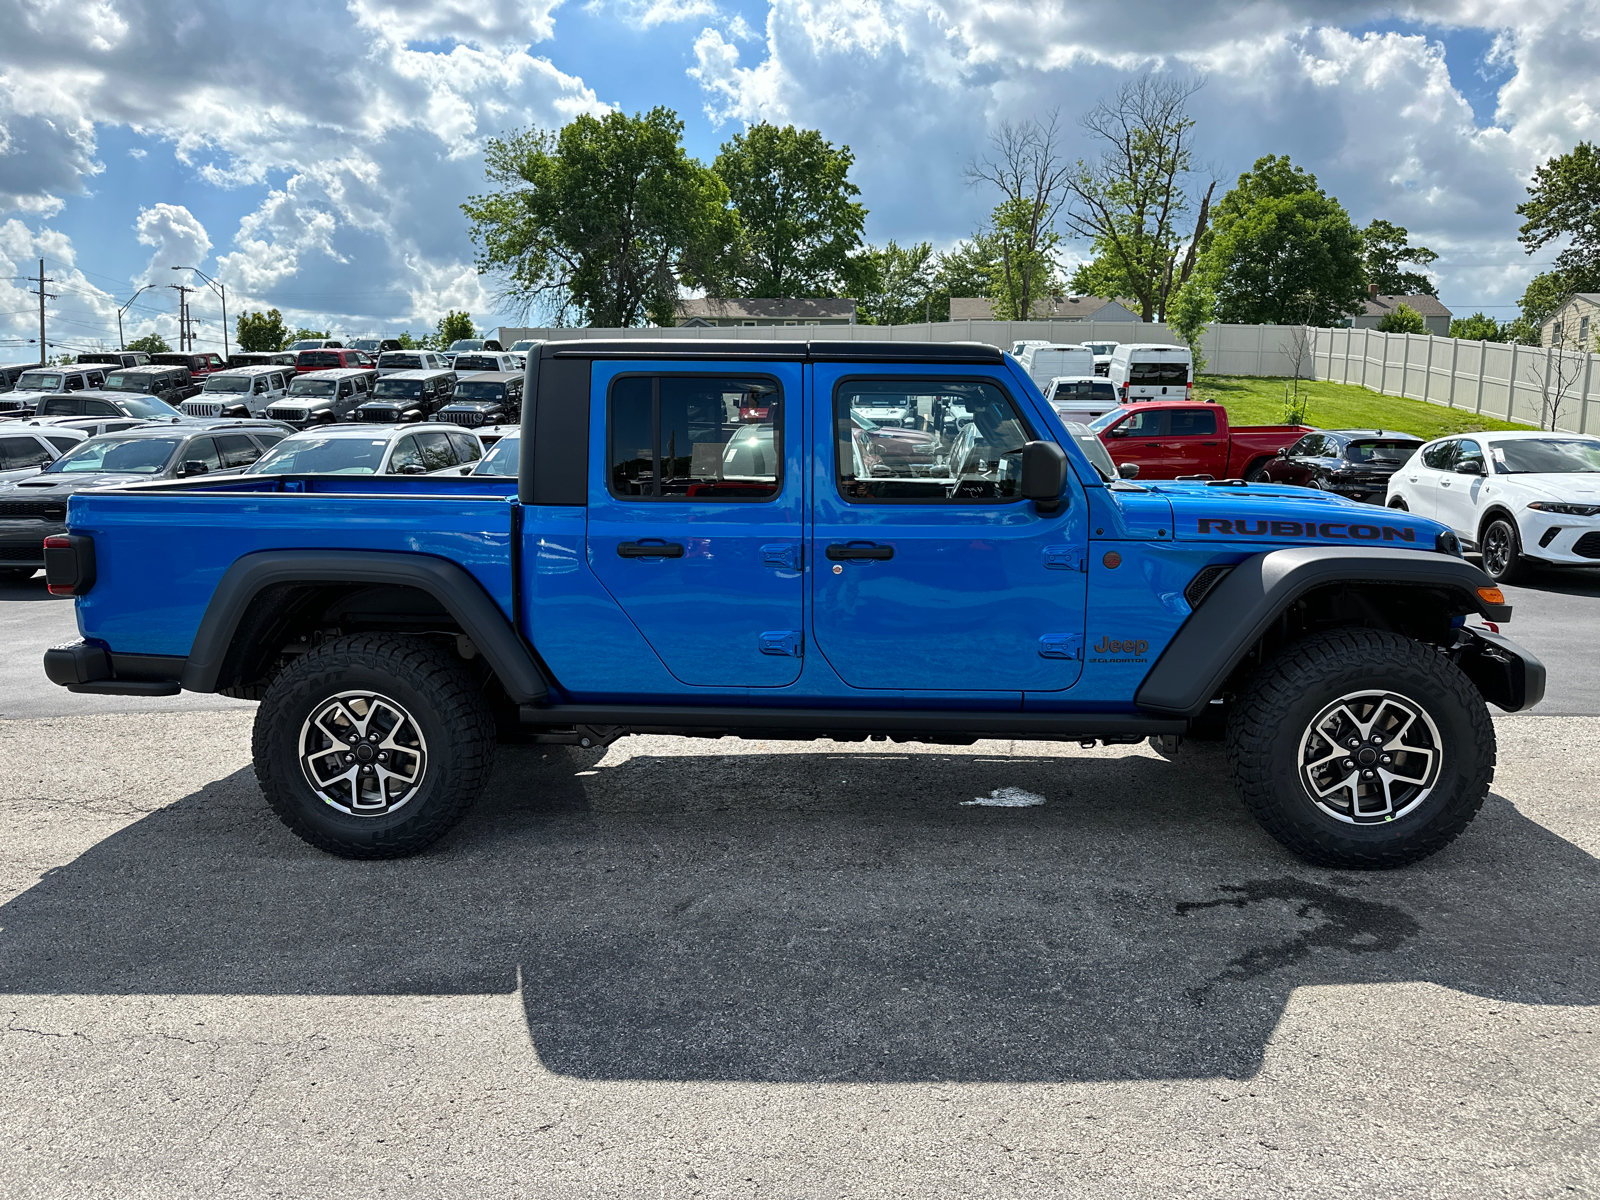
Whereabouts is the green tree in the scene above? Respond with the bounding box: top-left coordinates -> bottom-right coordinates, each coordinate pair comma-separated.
126,333 -> 170,355
1061,76 -> 1215,322
464,108 -> 736,327
1361,219 -> 1438,295
931,236 -> 1003,316
436,311 -> 476,346
1198,155 -> 1368,326
1377,302 -> 1428,334
396,331 -> 423,349
1517,142 -> 1600,287
849,241 -> 940,325
1448,312 -> 1505,341
1067,254 -> 1136,301
292,327 -> 329,342
236,308 -> 290,352
713,123 -> 867,299
967,115 -> 1072,320
1518,270 -> 1572,331
1165,278 -> 1215,373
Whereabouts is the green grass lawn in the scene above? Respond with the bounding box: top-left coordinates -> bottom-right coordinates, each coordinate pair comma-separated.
1197,375 -> 1536,440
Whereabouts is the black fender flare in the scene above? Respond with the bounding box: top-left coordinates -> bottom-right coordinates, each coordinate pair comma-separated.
179,549 -> 549,703
1135,546 -> 1515,718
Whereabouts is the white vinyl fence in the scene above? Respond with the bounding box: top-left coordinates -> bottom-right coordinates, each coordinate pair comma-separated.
1311,326 -> 1595,434
498,320 -> 1312,379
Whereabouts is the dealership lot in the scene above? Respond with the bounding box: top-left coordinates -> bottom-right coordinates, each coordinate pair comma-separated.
1,569 -> 1598,1195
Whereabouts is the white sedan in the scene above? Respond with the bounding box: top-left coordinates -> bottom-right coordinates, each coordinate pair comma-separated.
246,423 -> 484,477
1385,430 -> 1600,583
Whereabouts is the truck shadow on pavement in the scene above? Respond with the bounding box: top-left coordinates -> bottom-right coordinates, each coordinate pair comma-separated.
1,740 -> 1595,1083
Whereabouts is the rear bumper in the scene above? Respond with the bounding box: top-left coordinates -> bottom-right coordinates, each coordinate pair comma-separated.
43,640 -> 183,696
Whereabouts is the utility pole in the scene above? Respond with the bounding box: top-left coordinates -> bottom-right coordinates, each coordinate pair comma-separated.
29,259 -> 56,365
170,283 -> 195,351
174,266 -> 229,357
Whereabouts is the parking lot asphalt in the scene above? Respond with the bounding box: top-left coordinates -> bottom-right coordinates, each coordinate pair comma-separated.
2,564 -> 1598,1196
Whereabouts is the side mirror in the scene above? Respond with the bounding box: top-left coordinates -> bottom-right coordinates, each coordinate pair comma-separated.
458,466 -> 472,475
1118,462 -> 1141,479
180,461 -> 209,476
1457,459 -> 1484,476
1275,447 -> 1288,458
397,463 -> 427,475
1020,440 -> 1067,512
1108,426 -> 1129,439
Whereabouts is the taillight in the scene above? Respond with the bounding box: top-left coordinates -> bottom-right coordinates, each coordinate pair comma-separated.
1119,383 -> 1128,400
44,534 -> 96,596
1186,382 -> 1193,400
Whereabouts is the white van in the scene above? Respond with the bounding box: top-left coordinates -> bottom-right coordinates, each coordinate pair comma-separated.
181,365 -> 291,418
1107,343 -> 1193,402
1018,344 -> 1094,387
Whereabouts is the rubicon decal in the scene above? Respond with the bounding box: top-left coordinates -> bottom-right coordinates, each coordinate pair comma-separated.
1196,517 -> 1416,542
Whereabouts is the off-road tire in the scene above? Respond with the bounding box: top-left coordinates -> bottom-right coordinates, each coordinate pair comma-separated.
1226,628 -> 1494,869
1479,516 -> 1528,585
253,634 -> 495,859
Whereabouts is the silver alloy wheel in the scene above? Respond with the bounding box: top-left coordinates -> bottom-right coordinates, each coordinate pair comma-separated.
1297,689 -> 1442,824
298,689 -> 428,816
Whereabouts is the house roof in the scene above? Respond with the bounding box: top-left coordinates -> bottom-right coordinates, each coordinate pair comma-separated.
1359,293 -> 1452,318
674,297 -> 856,321
949,295 -> 1139,320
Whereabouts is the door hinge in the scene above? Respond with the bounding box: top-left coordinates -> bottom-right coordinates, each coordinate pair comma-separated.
761,542 -> 802,571
1038,633 -> 1083,660
1043,544 -> 1085,572
760,630 -> 802,657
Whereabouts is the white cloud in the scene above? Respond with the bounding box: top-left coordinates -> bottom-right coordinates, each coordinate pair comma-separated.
347,0 -> 565,47
135,203 -> 213,285
0,220 -> 126,357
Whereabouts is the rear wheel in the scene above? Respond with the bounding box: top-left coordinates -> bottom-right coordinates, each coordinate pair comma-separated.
1479,516 -> 1528,584
1388,496 -> 1409,512
1243,458 -> 1273,482
253,634 -> 495,858
1226,628 -> 1494,868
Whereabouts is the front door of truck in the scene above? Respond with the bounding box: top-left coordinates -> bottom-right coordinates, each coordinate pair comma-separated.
1162,405 -> 1224,476
587,360 -> 805,688
810,367 -> 1088,693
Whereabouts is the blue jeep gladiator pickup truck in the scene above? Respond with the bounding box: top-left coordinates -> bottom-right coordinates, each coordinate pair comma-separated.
40,339 -> 1544,868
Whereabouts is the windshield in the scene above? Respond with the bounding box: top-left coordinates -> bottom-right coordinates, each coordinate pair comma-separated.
102,372 -> 154,392
46,436 -> 179,474
249,435 -> 388,475
473,436 -> 519,477
1087,409 -> 1126,432
115,396 -> 184,419
16,374 -> 62,391
349,339 -> 380,352
203,376 -> 252,393
1346,439 -> 1419,463
454,381 -> 505,401
1064,421 -> 1117,482
286,340 -> 325,352
288,378 -> 337,397
448,340 -> 484,352
509,341 -> 536,352
373,379 -> 421,398
1085,343 -> 1116,355
1491,437 -> 1600,474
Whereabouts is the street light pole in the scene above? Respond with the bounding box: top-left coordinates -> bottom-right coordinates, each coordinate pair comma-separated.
173,266 -> 229,357
117,284 -> 159,350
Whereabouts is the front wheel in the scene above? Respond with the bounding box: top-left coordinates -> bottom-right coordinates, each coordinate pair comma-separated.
1226,629 -> 1494,868
1480,516 -> 1528,584
253,634 -> 496,858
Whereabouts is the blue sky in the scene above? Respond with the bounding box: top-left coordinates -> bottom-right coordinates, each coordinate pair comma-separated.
2,0 -> 1595,360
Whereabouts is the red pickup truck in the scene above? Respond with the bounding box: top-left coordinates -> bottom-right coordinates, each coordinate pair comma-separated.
1092,401 -> 1312,481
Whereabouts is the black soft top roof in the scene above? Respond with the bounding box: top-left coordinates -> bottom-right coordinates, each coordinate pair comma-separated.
539,339 -> 1004,364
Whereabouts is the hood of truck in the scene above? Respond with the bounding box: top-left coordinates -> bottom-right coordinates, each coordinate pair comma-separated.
1154,481 -> 1450,549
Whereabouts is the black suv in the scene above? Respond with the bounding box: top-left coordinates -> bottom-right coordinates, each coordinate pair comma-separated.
1257,429 -> 1425,505
100,365 -> 201,404
355,369 -> 457,423
77,351 -> 152,369
437,370 -> 522,428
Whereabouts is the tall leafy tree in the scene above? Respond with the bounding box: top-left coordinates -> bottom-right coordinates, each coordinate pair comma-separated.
712,123 -> 867,298
436,311 -> 476,345
1198,155 -> 1367,326
1360,220 -> 1438,295
126,333 -> 170,355
966,115 -> 1071,320
1061,76 -> 1215,322
932,235 -> 1003,313
464,108 -> 737,327
852,241 -> 938,325
1449,312 -> 1507,341
1165,278 -> 1215,373
1517,141 -> 1600,288
236,308 -> 290,352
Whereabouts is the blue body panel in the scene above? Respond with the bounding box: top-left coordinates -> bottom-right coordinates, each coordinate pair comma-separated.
70,488 -> 516,657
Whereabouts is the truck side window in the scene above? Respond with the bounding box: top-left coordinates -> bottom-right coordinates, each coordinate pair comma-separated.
185,437 -> 223,471
415,431 -> 456,472
216,434 -> 262,468
447,431 -> 481,463
1114,409 -> 1164,439
608,375 -> 781,501
834,379 -> 1031,503
1167,410 -> 1217,437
